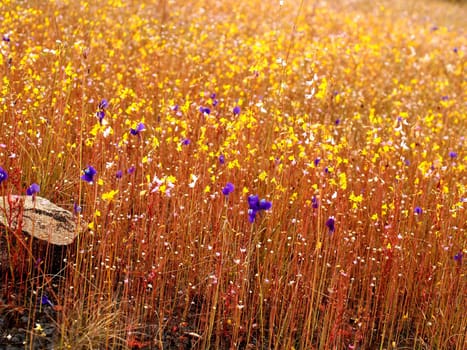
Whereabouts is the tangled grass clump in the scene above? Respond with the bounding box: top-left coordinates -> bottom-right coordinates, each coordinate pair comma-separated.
0,0 -> 465,348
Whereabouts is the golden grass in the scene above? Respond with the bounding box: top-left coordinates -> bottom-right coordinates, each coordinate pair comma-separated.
0,0 -> 465,348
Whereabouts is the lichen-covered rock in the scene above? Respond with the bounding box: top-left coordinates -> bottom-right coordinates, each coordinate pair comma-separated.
0,195 -> 83,245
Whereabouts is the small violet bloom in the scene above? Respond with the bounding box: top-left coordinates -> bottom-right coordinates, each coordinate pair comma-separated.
26,183 -> 40,196
116,170 -> 123,179
248,195 -> 272,223
199,107 -> 211,115
454,251 -> 463,263
2,35 -> 10,42
34,258 -> 42,268
81,166 -> 97,183
449,151 -> 457,159
98,99 -> 108,110
41,295 -> 53,307
233,106 -> 241,115
210,94 -> 218,107
311,195 -> 319,209
73,203 -> 82,215
181,138 -> 190,146
222,182 -> 235,196
130,122 -> 145,136
219,154 -> 225,164
0,167 -> 8,184
96,99 -> 108,124
127,166 -> 136,174
96,110 -> 105,124
414,206 -> 423,215
314,158 -> 321,167
326,217 -> 335,233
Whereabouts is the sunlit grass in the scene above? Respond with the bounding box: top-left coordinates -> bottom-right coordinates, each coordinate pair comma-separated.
0,0 -> 465,348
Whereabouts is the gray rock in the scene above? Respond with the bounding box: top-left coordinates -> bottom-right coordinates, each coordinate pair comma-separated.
0,195 -> 83,245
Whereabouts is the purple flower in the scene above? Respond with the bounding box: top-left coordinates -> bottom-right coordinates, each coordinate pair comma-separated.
181,138 -> 190,146
248,195 -> 260,209
219,154 -> 225,164
335,119 -> 340,125
326,217 -> 335,233
210,95 -> 218,107
34,257 -> 42,268
130,122 -> 145,135
248,195 -> 272,222
116,170 -> 123,179
41,295 -> 53,307
127,166 -> 136,174
199,107 -> 211,115
314,158 -> 321,167
449,151 -> 457,159
73,203 -> 82,214
26,183 -> 40,196
233,106 -> 241,115
414,206 -> 423,215
454,251 -> 463,263
96,110 -> 105,124
81,166 -> 97,183
0,167 -> 8,184
248,210 -> 257,223
96,99 -> 108,124
222,182 -> 235,196
2,35 -> 10,42
312,195 -> 319,209
98,99 -> 108,110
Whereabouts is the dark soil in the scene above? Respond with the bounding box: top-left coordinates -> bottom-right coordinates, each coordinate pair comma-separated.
0,294 -> 57,350
0,287 -> 265,350
0,283 -> 256,350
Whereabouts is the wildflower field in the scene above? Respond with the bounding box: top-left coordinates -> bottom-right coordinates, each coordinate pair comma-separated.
0,0 -> 466,349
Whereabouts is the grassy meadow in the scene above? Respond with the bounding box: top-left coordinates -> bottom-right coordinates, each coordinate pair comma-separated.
0,0 -> 466,348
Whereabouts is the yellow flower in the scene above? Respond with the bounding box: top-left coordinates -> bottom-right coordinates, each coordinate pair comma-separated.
338,172 -> 347,190
315,77 -> 327,99
102,189 -> 119,202
258,170 -> 268,181
349,192 -> 363,209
